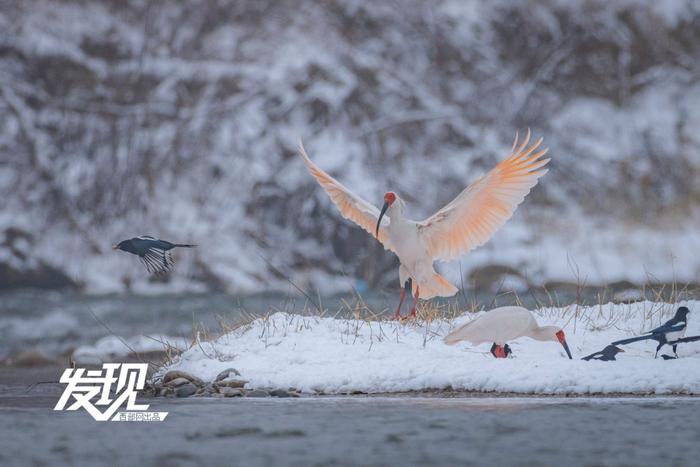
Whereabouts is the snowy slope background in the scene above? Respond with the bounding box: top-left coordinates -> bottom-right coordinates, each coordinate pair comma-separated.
1,0 -> 700,293
156,301 -> 700,395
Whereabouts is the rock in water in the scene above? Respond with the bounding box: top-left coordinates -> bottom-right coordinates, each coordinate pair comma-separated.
164,377 -> 190,388
220,387 -> 244,397
215,368 -> 241,382
175,383 -> 197,398
162,370 -> 204,387
158,387 -> 174,397
215,379 -> 248,389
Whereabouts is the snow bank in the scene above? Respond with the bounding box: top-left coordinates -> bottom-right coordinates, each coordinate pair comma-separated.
160,301 -> 700,395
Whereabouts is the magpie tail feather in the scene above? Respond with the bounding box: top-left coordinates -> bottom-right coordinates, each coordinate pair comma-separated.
670,335 -> 700,345
611,334 -> 658,346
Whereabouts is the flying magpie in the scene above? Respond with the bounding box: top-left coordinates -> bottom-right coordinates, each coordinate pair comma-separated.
113,236 -> 196,275
612,306 -> 690,358
581,345 -> 624,361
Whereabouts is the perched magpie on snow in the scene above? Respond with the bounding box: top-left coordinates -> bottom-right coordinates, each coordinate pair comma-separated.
581,345 -> 624,361
113,236 -> 196,275
612,306 -> 690,358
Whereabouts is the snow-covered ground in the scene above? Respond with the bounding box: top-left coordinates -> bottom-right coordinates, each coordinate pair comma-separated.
158,301 -> 700,395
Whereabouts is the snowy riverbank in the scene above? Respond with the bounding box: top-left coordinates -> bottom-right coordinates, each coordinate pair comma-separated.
157,301 -> 700,395
3,1 -> 700,295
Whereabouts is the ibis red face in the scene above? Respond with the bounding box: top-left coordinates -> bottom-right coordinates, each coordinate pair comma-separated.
376,192 -> 396,238
490,343 -> 512,358
556,329 -> 573,359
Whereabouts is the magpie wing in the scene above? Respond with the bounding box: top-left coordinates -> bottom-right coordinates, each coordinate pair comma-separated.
581,352 -> 601,361
140,248 -> 174,275
644,322 -> 686,335
150,239 -> 177,250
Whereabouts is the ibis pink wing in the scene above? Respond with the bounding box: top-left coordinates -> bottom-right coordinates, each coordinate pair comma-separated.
418,130 -> 549,262
298,142 -> 394,252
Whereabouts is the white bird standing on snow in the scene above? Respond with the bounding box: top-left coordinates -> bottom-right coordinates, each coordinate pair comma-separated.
443,306 -> 573,359
299,130 -> 549,319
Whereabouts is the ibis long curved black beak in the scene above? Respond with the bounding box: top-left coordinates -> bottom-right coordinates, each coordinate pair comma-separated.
561,339 -> 573,359
376,202 -> 389,238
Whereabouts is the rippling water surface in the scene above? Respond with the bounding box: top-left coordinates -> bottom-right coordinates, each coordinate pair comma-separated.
0,392 -> 698,467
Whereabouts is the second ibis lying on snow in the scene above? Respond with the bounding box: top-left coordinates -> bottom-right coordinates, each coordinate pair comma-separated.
443,306 -> 572,359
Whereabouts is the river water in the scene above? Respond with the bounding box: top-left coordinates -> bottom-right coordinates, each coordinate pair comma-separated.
0,389 -> 698,467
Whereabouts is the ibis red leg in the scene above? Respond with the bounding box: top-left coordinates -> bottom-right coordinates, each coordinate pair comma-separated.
392,287 -> 406,320
406,286 -> 420,318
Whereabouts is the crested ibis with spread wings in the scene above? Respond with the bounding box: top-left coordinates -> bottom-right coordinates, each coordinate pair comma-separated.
299,131 -> 550,319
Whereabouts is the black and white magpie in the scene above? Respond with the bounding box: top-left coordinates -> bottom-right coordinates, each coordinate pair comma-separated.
612,306 -> 690,358
581,344 -> 624,361
113,236 -> 196,275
